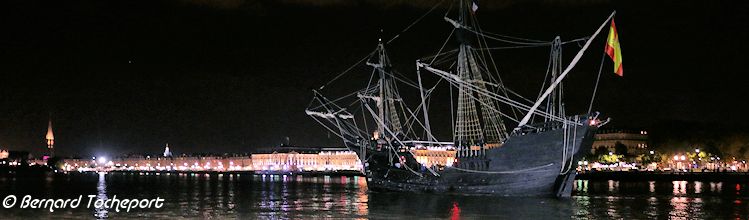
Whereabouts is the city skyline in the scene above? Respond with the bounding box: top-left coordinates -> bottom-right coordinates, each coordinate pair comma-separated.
1,0 -> 748,157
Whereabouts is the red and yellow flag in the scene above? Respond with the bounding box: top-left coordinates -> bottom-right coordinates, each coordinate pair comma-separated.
605,18 -> 623,76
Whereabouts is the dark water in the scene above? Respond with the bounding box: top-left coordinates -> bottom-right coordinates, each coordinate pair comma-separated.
1,172 -> 748,219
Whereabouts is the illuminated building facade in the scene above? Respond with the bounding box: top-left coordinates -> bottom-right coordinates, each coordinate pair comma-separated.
412,146 -> 457,167
251,145 -> 362,173
591,130 -> 649,155
62,155 -> 253,172
60,145 -> 362,173
57,144 -> 457,173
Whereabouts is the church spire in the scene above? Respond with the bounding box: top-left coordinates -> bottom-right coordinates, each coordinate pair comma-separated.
163,143 -> 172,157
46,119 -> 55,157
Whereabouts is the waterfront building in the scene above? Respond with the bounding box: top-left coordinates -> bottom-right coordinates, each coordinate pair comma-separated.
168,155 -> 253,171
4,151 -> 29,165
251,145 -> 362,173
58,144 -> 456,173
412,146 -> 457,167
591,130 -> 648,155
51,143 -> 465,174
61,158 -> 93,170
28,158 -> 47,166
62,155 -> 254,172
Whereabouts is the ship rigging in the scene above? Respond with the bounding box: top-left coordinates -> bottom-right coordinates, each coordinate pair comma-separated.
305,0 -> 617,197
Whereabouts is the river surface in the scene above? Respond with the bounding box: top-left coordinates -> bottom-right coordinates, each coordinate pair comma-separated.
1,172 -> 747,219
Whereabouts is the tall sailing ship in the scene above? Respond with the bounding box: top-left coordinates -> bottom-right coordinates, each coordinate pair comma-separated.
306,1 -> 615,197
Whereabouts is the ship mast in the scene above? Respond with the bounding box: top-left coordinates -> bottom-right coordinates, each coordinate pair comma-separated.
364,39 -> 403,141
446,0 -> 508,157
544,37 -> 564,122
306,38 -> 416,154
515,11 -> 616,130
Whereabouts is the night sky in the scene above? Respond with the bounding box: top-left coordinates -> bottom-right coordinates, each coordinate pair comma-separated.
1,0 -> 747,157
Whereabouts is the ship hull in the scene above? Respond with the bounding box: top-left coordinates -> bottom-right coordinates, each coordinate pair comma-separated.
359,120 -> 596,197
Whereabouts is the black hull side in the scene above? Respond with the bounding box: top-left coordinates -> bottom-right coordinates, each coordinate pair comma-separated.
359,122 -> 596,197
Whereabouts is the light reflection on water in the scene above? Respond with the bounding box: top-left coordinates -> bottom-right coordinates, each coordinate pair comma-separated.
573,179 -> 747,219
673,180 -> 687,195
1,173 -> 749,219
95,172 -> 109,219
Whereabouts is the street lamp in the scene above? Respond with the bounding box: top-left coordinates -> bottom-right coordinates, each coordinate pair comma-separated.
649,150 -> 654,155
695,148 -> 700,153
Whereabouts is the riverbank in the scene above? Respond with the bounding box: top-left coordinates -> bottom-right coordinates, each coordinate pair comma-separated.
109,169 -> 364,177
577,171 -> 749,182
1,166 -> 364,177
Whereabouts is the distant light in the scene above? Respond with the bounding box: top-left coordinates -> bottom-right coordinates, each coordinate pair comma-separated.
695,149 -> 700,153
673,155 -> 679,161
680,155 -> 686,161
98,157 -> 106,164
649,151 -> 654,155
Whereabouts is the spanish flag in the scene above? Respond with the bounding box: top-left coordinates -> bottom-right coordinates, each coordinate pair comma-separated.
605,18 -> 623,76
